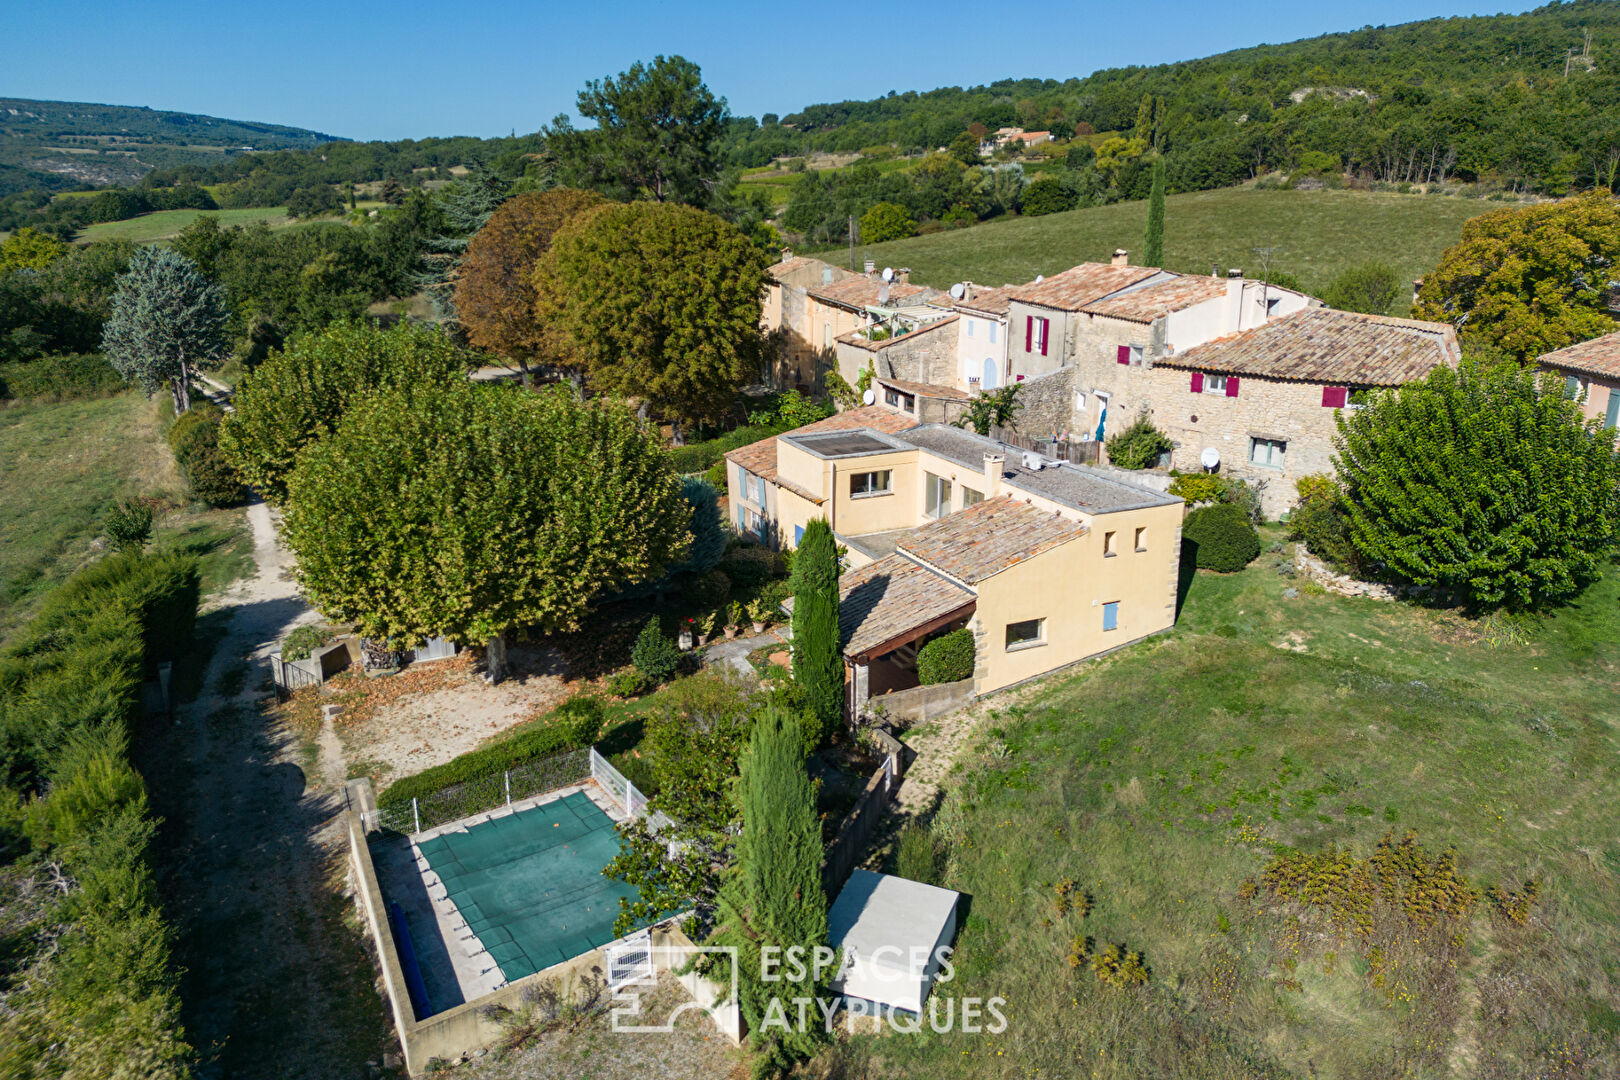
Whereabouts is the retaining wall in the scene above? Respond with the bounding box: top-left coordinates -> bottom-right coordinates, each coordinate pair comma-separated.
871,678 -> 976,724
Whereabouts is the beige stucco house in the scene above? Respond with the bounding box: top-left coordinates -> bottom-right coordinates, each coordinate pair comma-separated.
725,406 -> 1183,709
762,252 -> 857,391
1538,331 -> 1620,428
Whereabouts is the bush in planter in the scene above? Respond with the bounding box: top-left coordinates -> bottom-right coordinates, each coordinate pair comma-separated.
917,628 -> 974,684
630,616 -> 680,684
1182,503 -> 1261,572
1105,414 -> 1173,470
280,624 -> 329,661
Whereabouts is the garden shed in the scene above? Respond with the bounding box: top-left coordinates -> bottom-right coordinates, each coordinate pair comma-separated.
828,869 -> 961,1014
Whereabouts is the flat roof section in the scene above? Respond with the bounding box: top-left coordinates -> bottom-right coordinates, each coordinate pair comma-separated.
784,429 -> 910,459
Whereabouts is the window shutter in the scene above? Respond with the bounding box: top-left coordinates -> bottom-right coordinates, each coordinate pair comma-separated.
1225,376 -> 1240,398
1190,372 -> 1203,393
1039,318 -> 1049,356
1025,316 -> 1033,352
1116,344 -> 1130,365
1322,386 -> 1347,408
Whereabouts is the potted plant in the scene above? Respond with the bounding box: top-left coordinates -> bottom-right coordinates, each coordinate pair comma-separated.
748,597 -> 771,634
724,601 -> 746,639
701,610 -> 720,643
677,617 -> 695,652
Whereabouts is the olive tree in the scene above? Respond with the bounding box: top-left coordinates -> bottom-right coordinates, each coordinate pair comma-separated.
281,382 -> 690,680
101,247 -> 229,414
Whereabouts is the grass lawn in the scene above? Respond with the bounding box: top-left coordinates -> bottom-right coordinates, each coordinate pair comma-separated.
0,391 -> 251,639
837,541 -> 1619,1079
827,186 -> 1495,308
75,205 -> 293,244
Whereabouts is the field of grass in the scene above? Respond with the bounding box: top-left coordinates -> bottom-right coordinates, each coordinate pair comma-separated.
834,539 -> 1619,1079
830,187 -> 1497,308
0,391 -> 250,638
75,205 -> 292,244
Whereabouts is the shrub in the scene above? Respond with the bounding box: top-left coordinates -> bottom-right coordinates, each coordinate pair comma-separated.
1167,473 -> 1228,505
1105,414 -> 1173,470
1022,174 -> 1078,216
1182,503 -> 1261,572
377,716 -> 595,808
1220,477 -> 1265,526
1295,473 -> 1338,504
0,353 -> 124,401
551,694 -> 606,746
1288,493 -> 1366,575
169,402 -> 246,506
103,497 -> 154,554
720,545 -> 778,589
606,666 -> 648,698
631,616 -> 680,685
682,568 -> 732,609
280,624 -> 329,661
895,822 -> 947,885
1322,262 -> 1399,315
916,628 -> 974,684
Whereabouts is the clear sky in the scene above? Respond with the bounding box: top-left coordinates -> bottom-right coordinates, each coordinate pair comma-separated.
5,0 -> 1537,141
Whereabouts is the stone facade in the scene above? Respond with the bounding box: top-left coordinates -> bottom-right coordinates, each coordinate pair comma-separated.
835,317 -> 960,390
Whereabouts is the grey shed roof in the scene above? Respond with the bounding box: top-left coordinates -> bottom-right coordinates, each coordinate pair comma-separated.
894,425 -> 1182,514
828,869 -> 961,980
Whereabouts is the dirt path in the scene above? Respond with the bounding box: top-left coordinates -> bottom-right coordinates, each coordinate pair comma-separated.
141,498 -> 394,1080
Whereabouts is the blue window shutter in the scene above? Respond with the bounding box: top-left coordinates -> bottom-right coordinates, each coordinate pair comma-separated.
1103,602 -> 1119,631
795,525 -> 805,545
1608,389 -> 1620,429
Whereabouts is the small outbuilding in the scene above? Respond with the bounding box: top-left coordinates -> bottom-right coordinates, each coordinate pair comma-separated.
827,869 -> 961,1014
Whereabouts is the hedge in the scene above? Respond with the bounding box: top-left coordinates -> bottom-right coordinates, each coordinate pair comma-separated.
0,551 -> 200,1078
668,422 -> 789,475
376,696 -> 606,809
168,403 -> 247,507
1182,503 -> 1261,572
0,353 -> 124,401
917,628 -> 975,684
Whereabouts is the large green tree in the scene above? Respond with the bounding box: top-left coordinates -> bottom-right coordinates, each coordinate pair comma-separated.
1415,192 -> 1620,359
790,519 -> 842,742
549,55 -> 727,207
101,247 -> 229,414
708,707 -> 830,1077
535,201 -> 768,428
1335,360 -> 1620,611
220,320 -> 476,502
454,188 -> 607,384
1143,157 -> 1166,266
281,382 -> 690,677
1323,262 -> 1400,315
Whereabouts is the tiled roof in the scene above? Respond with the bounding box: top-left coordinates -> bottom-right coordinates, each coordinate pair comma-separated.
1082,275 -> 1230,323
876,376 -> 970,401
723,406 -> 919,485
769,256 -> 818,280
1538,331 -> 1620,379
1009,263 -> 1161,312
808,277 -> 928,311
896,496 -> 1087,583
952,284 -> 1020,317
839,555 -> 974,659
1161,307 -> 1459,385
838,314 -> 958,353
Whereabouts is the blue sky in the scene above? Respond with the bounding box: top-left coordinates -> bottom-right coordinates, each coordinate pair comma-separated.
6,0 -> 1537,140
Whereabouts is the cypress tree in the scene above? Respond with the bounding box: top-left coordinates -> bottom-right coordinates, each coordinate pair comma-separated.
708,708 -> 830,1075
1143,157 -> 1167,267
790,518 -> 841,744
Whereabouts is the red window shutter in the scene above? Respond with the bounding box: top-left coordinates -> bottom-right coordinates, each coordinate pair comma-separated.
1190,372 -> 1203,393
1117,344 -> 1130,365
1322,386 -> 1347,408
1025,316 -> 1033,352
1040,318 -> 1049,356
1226,377 -> 1240,398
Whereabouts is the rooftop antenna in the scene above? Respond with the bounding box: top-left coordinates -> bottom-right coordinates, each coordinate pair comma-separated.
1251,244 -> 1282,318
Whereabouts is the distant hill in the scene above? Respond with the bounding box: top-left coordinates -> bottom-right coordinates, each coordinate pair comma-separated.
0,98 -> 344,194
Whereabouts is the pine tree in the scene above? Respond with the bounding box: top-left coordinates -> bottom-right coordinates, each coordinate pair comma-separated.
708,708 -> 830,1076
790,519 -> 841,744
1143,157 -> 1166,267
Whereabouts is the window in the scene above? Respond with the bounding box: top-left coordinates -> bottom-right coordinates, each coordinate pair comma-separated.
989,322 -> 998,344
850,470 -> 892,496
1608,389 -> 1620,430
824,321 -> 833,348
1103,530 -> 1118,557
753,474 -> 767,505
741,506 -> 765,537
1565,374 -> 1589,400
925,472 -> 953,519
794,524 -> 805,546
1075,391 -> 1087,412
1026,315 -> 1050,355
1005,618 -> 1045,650
966,320 -> 975,338
1116,344 -> 1145,366
1191,372 -> 1227,394
961,486 -> 984,508
884,387 -> 915,412
1102,602 -> 1119,632
1135,526 -> 1147,551
738,468 -> 766,506
1249,437 -> 1286,469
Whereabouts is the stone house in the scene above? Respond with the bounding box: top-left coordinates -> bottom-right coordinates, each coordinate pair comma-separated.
761,251 -> 856,391
1538,331 -> 1620,429
724,407 -> 1183,709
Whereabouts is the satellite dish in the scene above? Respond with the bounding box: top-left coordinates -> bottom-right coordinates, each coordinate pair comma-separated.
949,282 -> 966,300
1034,274 -> 1045,283
1200,446 -> 1221,469
881,267 -> 895,283
862,389 -> 876,406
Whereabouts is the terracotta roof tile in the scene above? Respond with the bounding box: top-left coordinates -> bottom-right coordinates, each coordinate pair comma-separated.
808,277 -> 929,311
1082,275 -> 1230,322
838,555 -> 975,658
951,284 -> 1021,317
722,406 -> 919,484
896,496 -> 1087,583
1161,307 -> 1459,385
1538,330 -> 1620,379
876,376 -> 970,401
1010,263 -> 1160,312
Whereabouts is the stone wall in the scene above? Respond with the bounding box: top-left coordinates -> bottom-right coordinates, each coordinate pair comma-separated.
1006,365 -> 1079,438
869,677 -> 976,724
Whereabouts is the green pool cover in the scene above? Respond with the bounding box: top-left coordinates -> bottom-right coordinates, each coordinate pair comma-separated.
416,790 -> 639,982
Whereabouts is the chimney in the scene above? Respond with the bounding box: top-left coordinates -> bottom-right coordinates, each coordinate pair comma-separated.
780,247 -> 793,264
983,451 -> 1005,499
898,268 -> 911,285
1225,268 -> 1245,332
1111,249 -> 1129,268
864,259 -> 877,276
1412,278 -> 1424,306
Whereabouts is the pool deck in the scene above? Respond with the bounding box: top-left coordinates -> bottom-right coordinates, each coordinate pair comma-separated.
369,780 -> 628,1011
